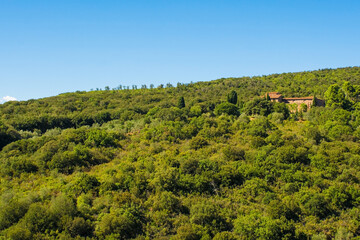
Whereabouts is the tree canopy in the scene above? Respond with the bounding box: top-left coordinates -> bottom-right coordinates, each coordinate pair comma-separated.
1,67 -> 360,239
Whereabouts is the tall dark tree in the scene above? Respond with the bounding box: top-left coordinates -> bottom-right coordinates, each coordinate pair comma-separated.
178,96 -> 185,109
227,90 -> 238,105
266,93 -> 271,101
312,95 -> 317,107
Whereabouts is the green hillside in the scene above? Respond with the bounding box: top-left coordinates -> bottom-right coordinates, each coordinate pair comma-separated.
1,67 -> 360,239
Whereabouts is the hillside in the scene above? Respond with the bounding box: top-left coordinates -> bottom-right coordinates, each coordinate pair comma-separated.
1,67 -> 360,239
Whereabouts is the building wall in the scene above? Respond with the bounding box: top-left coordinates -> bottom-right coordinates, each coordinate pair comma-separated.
270,96 -> 283,103
283,99 -> 312,107
268,93 -> 325,110
283,99 -> 313,111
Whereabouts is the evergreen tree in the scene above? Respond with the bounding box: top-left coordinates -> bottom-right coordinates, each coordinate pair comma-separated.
178,96 -> 185,109
312,95 -> 316,107
324,84 -> 352,109
227,90 -> 238,105
266,93 -> 271,101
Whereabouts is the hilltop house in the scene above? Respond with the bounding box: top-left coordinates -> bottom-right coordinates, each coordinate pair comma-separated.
266,92 -> 325,110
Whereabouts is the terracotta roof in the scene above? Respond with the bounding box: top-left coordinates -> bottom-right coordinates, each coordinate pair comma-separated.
268,92 -> 282,98
266,92 -> 319,101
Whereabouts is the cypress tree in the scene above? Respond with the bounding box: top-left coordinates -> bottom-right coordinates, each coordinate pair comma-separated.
178,96 -> 185,109
312,95 -> 316,107
227,90 -> 238,105
266,93 -> 271,101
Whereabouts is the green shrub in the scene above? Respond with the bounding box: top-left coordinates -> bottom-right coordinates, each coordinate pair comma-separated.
190,136 -> 208,150
95,204 -> 144,239
5,224 -> 32,240
23,203 -> 54,234
68,217 -> 93,237
214,102 -> 240,117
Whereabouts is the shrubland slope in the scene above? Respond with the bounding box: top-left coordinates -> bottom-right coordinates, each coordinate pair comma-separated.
1,67 -> 360,239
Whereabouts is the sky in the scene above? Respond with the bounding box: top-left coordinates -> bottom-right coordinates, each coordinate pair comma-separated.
0,0 -> 360,102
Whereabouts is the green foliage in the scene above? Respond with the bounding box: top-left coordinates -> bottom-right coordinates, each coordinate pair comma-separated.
189,105 -> 202,117
273,102 -> 290,119
190,201 -> 230,236
85,129 -> 118,147
50,194 -> 77,219
222,146 -> 245,161
23,203 -> 54,234
227,90 -> 238,105
234,211 -> 295,239
247,116 -> 276,138
5,225 -> 32,240
0,121 -> 20,150
243,98 -> 274,116
324,84 -> 352,109
48,145 -> 93,173
300,103 -> 308,112
214,102 -> 240,116
312,95 -> 317,107
68,217 -> 93,237
303,125 -> 322,144
172,224 -> 200,240
266,93 -> 271,101
178,96 -> 186,109
95,204 -> 145,239
190,136 -> 209,150
74,173 -> 100,194
302,194 -> 330,219
0,195 -> 31,230
1,67 -> 360,239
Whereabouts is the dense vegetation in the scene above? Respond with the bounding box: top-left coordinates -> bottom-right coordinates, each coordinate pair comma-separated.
1,67 -> 360,239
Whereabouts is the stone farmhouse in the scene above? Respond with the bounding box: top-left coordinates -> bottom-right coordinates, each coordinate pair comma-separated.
267,92 -> 325,110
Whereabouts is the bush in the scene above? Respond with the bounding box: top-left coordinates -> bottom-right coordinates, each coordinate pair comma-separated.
213,231 -> 238,240
73,173 -> 100,194
234,211 -> 295,239
50,195 -> 77,220
172,224 -> 200,240
269,112 -> 285,124
0,196 -> 30,230
23,203 -> 54,234
68,217 -> 93,237
147,191 -> 181,212
189,105 -> 202,117
328,125 -> 353,140
0,121 -> 20,150
214,102 -> 240,117
48,145 -> 94,173
248,116 -> 276,138
273,102 -> 290,119
302,194 -> 330,219
95,204 -> 144,239
303,125 -> 322,144
190,136 -> 208,150
85,129 -> 117,147
190,202 -> 230,234
243,98 -> 273,116
222,146 -> 245,161
5,224 -> 32,240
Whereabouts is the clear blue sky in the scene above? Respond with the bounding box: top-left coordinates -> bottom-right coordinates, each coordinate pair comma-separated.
1,0 -> 359,101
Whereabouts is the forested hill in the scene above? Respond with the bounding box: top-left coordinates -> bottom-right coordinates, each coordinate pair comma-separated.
1,67 -> 360,239
1,67 -> 360,134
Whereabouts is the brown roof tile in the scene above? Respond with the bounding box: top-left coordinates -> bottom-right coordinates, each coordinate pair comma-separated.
268,92 -> 282,98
